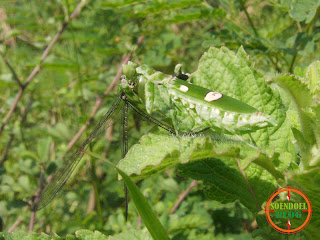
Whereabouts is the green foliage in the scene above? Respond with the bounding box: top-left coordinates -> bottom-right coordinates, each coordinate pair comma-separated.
1,0 -> 320,240
0,230 -> 108,239
84,150 -> 170,240
191,46 -> 288,151
280,0 -> 320,23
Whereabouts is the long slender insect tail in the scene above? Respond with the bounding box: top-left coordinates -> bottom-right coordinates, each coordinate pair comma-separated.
121,97 -> 130,221
124,183 -> 128,221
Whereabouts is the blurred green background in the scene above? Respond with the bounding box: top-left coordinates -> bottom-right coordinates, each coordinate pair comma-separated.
0,0 -> 319,239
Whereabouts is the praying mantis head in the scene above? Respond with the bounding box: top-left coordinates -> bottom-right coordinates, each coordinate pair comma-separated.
121,61 -> 174,112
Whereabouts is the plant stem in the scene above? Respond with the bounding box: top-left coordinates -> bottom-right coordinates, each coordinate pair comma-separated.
241,1 -> 281,72
305,7 -> 320,34
66,36 -> 144,151
288,53 -> 297,74
241,1 -> 258,36
288,6 -> 320,73
0,0 -> 88,136
90,158 -> 104,224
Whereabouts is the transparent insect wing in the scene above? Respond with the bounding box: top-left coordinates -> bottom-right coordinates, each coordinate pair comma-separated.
35,94 -> 125,210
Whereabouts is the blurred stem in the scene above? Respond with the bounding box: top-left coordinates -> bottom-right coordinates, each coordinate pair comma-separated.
29,166 -> 45,231
0,134 -> 14,166
296,22 -> 302,32
65,0 -> 84,104
267,54 -> 281,72
240,0 -> 258,36
240,0 -> 281,72
66,36 -> 144,151
288,54 -> 297,74
8,217 -> 22,232
203,1 -> 252,36
0,53 -> 23,87
90,158 -> 104,224
226,17 -> 252,35
288,7 -> 320,73
170,180 -> 197,214
203,1 -> 253,35
305,7 -> 320,34
0,0 -> 88,136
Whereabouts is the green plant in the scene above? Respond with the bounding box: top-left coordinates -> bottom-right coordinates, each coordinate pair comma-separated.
1,1 -> 320,239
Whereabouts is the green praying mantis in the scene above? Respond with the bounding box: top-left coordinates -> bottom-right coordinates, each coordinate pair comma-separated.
122,62 -> 276,135
35,60 -> 277,215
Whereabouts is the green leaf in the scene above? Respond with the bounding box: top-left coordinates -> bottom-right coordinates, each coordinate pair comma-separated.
108,229 -> 152,240
4,29 -> 22,39
83,150 -> 171,240
118,130 -> 236,178
118,128 -> 284,181
65,234 -> 78,240
296,106 -> 320,167
165,7 -> 225,23
43,57 -> 79,71
190,46 -> 289,154
310,105 -> 320,148
18,175 -> 31,192
47,123 -> 72,140
272,74 -> 313,108
271,72 -> 320,164
168,214 -> 208,231
75,229 -> 107,240
118,127 -> 285,216
0,232 -> 53,240
305,61 -> 320,102
7,199 -> 29,209
37,137 -> 51,162
19,150 -> 39,161
288,168 -> 320,240
0,231 -> 109,240
177,158 -> 277,214
117,169 -> 171,240
286,0 -> 320,22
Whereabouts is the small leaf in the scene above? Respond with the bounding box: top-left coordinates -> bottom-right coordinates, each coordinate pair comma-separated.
191,46 -> 288,154
177,158 -> 277,214
4,29 -> 21,39
7,199 -> 29,209
37,138 -> 51,162
117,168 -> 171,240
83,150 -> 171,240
288,168 -> 320,240
108,229 -> 152,240
306,61 -> 320,102
272,74 -> 313,108
75,230 -> 107,240
287,0 -> 320,22
18,175 -> 31,191
118,130 -> 240,179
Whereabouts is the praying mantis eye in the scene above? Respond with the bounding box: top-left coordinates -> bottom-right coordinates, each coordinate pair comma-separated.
122,61 -> 138,83
173,73 -> 189,81
173,63 -> 189,81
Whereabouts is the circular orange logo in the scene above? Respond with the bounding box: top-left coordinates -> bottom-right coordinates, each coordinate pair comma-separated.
265,187 -> 312,234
